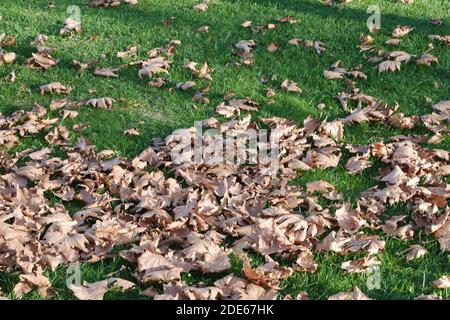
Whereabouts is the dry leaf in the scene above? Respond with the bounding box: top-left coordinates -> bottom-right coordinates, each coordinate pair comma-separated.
176,81 -> 196,91
60,18 -> 82,35
235,40 -> 256,52
432,275 -> 450,289
377,60 -> 401,73
392,25 -> 413,38
117,46 -> 137,59
280,79 -> 302,93
416,54 -> 438,66
85,97 -> 115,109
124,128 -> 141,136
193,2 -> 208,12
40,82 -> 73,95
138,57 -> 170,78
402,245 -> 428,261
0,52 -> 16,64
94,67 -> 119,78
267,42 -> 278,53
69,280 -> 109,300
4,70 -> 16,82
25,52 -> 58,70
341,256 -> 380,273
385,38 -> 400,46
328,287 -> 372,300
197,26 -> 209,33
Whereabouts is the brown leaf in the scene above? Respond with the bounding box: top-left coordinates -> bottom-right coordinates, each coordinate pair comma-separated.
402,245 -> 428,261
377,60 -> 401,73
176,81 -> 196,91
136,251 -> 184,282
4,69 -> 16,82
243,259 -> 292,289
280,79 -> 302,93
49,99 -> 69,110
381,216 -> 414,240
31,34 -> 48,46
0,51 -> 16,64
138,57 -> 170,78
293,251 -> 318,273
385,38 -> 401,46
216,98 -> 260,118
117,45 -> 137,59
234,40 -> 256,52
124,128 -> 141,136
267,42 -> 278,53
432,275 -> 450,289
193,2 -> 208,12
107,278 -> 135,291
0,33 -> 15,46
60,109 -> 79,120
346,156 -> 372,174
85,97 -> 115,109
416,54 -> 438,66
94,67 -> 119,78
196,26 -> 209,33
328,287 -> 372,300
25,52 -> 58,70
28,147 -> 52,160
380,165 -> 408,185
69,280 -> 110,300
40,82 -> 73,95
60,18 -> 82,35
341,256 -> 380,273
276,16 -> 297,24
324,70 -> 344,80
392,25 -> 413,38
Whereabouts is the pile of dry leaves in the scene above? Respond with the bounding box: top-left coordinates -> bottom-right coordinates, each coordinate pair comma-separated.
0,3 -> 449,301
1,95 -> 448,299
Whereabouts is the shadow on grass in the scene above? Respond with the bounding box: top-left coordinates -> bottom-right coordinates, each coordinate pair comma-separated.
226,0 -> 447,31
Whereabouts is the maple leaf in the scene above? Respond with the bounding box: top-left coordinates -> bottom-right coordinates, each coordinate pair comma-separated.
117,45 -> 137,58
280,79 -> 302,93
328,287 -> 372,300
138,57 -> 170,78
39,82 -> 73,95
432,275 -> 450,289
85,97 -> 115,109
377,60 -> 401,73
124,128 -> 141,136
94,67 -> 119,78
193,1 -> 208,12
69,281 -> 110,300
402,245 -> 428,261
0,52 -> 16,65
234,40 -> 256,52
267,42 -> 278,52
392,25 -> 413,38
60,18 -> 82,35
25,52 -> 58,70
416,54 -> 438,66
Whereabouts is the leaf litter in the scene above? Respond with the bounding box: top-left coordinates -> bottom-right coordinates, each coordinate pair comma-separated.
0,3 -> 448,301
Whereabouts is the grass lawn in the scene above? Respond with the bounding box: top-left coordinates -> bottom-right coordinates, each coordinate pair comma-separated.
0,0 -> 449,300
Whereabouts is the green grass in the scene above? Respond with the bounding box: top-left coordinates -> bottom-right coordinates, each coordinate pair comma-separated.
0,0 -> 449,300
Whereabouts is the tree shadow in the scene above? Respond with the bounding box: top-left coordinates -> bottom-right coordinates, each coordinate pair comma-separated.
225,0 -> 447,33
